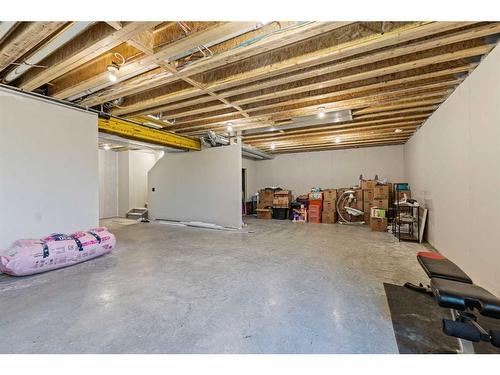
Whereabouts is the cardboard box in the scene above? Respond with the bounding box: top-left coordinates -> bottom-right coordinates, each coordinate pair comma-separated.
353,188 -> 363,201
323,189 -> 337,202
275,190 -> 291,196
258,189 -> 274,207
273,197 -> 290,207
323,200 -> 336,211
256,209 -> 272,220
361,180 -> 376,189
370,217 -> 388,232
363,212 -> 370,223
363,200 -> 375,213
363,189 -> 374,202
373,185 -> 390,199
372,198 -> 389,210
322,210 -> 337,224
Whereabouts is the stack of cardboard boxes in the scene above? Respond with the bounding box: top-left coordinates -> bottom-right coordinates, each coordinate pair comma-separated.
273,190 -> 292,208
256,189 -> 274,219
321,189 -> 337,224
361,180 -> 390,231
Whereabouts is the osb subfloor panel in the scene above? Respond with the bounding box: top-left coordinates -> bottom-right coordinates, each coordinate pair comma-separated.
0,217 -> 427,353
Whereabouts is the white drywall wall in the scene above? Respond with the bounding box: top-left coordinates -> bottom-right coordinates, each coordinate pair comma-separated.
117,151 -> 130,217
254,145 -> 405,196
0,88 -> 98,249
98,149 -> 118,218
149,144 -> 242,228
404,44 -> 500,295
129,150 -> 158,210
117,150 -> 159,216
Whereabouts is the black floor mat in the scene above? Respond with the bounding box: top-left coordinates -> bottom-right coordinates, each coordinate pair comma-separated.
384,283 -> 459,353
384,283 -> 500,354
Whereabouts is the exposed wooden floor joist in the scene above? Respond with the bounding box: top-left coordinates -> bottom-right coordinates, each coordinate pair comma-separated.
0,21 -> 498,153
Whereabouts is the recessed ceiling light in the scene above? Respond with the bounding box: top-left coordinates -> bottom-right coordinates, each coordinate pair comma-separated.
270,143 -> 276,150
394,128 -> 403,133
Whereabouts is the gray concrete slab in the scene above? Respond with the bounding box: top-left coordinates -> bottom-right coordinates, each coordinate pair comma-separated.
0,217 -> 427,353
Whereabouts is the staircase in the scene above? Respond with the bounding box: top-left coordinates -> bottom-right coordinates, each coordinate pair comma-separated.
126,208 -> 148,220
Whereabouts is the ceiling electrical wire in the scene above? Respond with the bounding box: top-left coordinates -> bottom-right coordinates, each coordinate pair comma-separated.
113,52 -> 126,66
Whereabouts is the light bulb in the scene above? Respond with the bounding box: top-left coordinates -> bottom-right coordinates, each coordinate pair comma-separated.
106,63 -> 119,82
103,144 -> 111,150
394,128 -> 403,133
335,137 -> 341,144
317,106 -> 326,118
270,143 -> 276,150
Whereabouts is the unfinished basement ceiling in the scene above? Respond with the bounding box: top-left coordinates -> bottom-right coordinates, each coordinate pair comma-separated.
1,21 -> 499,153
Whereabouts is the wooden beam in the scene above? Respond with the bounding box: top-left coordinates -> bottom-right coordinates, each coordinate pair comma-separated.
354,98 -> 448,115
105,22 -> 122,30
271,140 -> 407,154
53,22 -> 258,100
98,116 -> 201,151
243,117 -> 427,141
127,29 -> 154,55
15,22 -> 158,91
112,22 -> 473,116
0,22 -> 67,73
246,128 -> 420,149
353,106 -> 439,120
269,137 -> 410,152
171,87 -> 451,133
83,21 -> 353,107
208,22 -> 476,93
118,22 -> 497,118
123,63 -> 471,118
222,29 -> 495,104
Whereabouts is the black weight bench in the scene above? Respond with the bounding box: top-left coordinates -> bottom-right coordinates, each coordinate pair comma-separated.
405,251 -> 500,350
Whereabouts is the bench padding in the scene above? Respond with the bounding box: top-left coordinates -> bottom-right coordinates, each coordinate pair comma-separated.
417,252 -> 472,284
431,278 -> 500,319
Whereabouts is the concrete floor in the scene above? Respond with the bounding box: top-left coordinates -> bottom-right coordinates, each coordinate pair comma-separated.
0,217 -> 427,354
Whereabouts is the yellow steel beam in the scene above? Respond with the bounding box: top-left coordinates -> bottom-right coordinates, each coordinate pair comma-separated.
98,116 -> 201,151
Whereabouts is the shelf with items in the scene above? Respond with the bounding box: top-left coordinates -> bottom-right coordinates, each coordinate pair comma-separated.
392,183 -> 420,242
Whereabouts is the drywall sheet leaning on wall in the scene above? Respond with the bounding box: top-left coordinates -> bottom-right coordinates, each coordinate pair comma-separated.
148,143 -> 242,228
0,87 -> 99,249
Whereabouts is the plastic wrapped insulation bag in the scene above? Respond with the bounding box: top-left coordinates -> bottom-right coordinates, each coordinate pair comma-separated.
0,227 -> 116,276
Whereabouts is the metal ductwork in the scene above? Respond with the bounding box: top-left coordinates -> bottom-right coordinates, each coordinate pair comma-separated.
202,131 -> 273,160
203,130 -> 230,147
0,22 -> 16,43
103,97 -> 124,111
3,22 -> 92,83
241,145 -> 273,160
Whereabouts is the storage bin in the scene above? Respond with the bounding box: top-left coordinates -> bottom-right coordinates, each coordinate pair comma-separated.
272,208 -> 289,220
